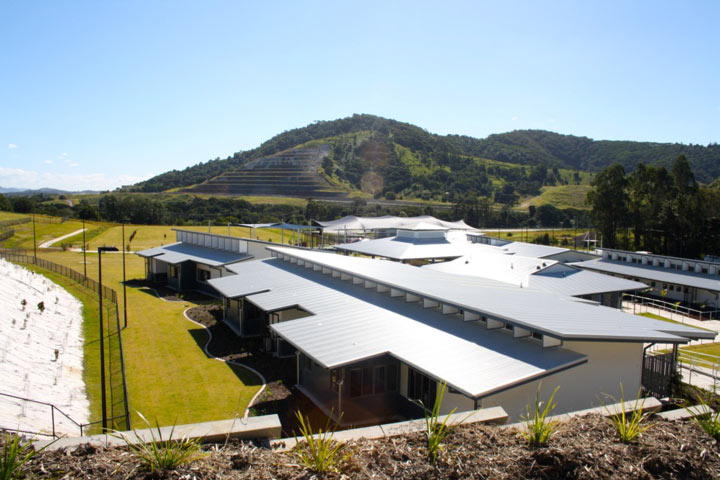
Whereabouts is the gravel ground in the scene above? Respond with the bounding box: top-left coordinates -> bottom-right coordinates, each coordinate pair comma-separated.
10,414 -> 720,479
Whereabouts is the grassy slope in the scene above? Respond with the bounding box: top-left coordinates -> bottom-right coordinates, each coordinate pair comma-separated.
520,184 -> 592,209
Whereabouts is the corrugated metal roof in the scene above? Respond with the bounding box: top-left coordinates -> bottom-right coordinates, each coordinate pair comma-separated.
266,247 -> 714,342
335,236 -> 468,261
573,259 -> 720,292
499,242 -> 570,259
136,242 -> 252,267
313,215 -> 474,233
425,254 -> 647,297
208,258 -> 587,398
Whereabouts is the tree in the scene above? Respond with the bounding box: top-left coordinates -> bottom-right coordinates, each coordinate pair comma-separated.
587,164 -> 628,249
0,193 -> 12,212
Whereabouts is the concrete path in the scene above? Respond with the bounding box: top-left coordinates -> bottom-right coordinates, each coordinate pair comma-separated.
38,229 -> 86,249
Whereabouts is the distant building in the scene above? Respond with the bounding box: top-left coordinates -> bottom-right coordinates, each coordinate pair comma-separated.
136,229 -> 275,294
574,249 -> 720,310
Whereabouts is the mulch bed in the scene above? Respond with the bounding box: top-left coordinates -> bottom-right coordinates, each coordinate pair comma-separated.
14,414 -> 720,479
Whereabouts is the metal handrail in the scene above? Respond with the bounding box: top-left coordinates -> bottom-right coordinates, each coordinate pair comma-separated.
623,293 -> 720,321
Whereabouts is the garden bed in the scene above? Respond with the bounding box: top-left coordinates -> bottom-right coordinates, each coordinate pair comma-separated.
9,413 -> 720,479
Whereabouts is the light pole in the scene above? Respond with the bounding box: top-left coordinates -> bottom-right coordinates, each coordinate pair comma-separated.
121,221 -> 128,329
97,245 -> 118,431
32,212 -> 37,261
82,218 -> 87,279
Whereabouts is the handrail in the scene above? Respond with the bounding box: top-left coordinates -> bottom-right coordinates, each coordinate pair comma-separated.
623,293 -> 720,321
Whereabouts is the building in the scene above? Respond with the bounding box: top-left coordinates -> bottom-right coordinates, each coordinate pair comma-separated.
574,249 -> 720,310
335,227 -> 642,307
208,246 -> 712,425
424,250 -> 647,308
313,215 -> 473,240
136,229 -> 275,294
466,232 -> 596,263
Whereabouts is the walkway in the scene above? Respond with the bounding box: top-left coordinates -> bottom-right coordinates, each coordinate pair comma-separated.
38,229 -> 86,249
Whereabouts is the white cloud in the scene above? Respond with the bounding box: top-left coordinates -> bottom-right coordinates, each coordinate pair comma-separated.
511,116 -> 519,122
68,162 -> 80,168
57,152 -> 69,160
8,144 -> 18,149
0,167 -> 151,191
43,159 -> 53,165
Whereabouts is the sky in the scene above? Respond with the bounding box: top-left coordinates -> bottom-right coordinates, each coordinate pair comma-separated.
1,1 -> 719,191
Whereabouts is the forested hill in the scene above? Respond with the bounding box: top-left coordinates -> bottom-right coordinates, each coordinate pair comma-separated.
129,114 -> 720,193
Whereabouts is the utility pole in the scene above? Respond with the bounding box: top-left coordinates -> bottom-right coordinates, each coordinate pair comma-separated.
82,218 -> 87,279
32,212 -> 37,261
98,249 -> 107,431
122,221 -> 128,329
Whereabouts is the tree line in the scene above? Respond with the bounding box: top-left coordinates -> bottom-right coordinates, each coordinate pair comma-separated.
587,155 -> 720,259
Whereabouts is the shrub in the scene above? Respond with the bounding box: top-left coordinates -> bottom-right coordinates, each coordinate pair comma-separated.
604,384 -> 652,443
292,410 -> 346,473
521,385 -> 559,446
421,382 -> 458,463
113,413 -> 207,472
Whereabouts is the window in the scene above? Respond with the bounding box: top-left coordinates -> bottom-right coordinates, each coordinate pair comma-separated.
197,269 -> 211,283
168,265 -> 178,278
408,368 -> 437,406
349,364 -> 398,397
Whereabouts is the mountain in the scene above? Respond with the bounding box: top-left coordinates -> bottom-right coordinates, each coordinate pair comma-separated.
129,115 -> 720,202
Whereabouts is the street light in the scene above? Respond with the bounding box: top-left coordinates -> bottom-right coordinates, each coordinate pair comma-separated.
121,220 -> 128,329
82,218 -> 87,280
97,245 -> 118,431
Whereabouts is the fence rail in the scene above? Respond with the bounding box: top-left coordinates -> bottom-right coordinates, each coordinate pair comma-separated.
0,251 -> 130,434
0,228 -> 14,242
0,217 -> 31,227
623,293 -> 720,321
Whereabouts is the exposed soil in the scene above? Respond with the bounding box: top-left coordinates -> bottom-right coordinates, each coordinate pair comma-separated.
12,414 -> 720,479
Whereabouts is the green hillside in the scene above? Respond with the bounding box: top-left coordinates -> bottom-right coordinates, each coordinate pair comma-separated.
129,114 -> 720,199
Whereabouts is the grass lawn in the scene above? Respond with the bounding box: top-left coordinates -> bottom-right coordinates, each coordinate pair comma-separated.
1,216 -> 106,250
21,250 -> 262,428
520,185 -> 592,210
0,210 -> 32,221
678,343 -> 720,358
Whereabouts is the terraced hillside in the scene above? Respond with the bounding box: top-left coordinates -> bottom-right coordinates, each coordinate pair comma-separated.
182,145 -> 349,198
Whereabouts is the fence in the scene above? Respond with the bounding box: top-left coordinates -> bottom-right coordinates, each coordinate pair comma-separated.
0,217 -> 31,227
623,293 -> 720,321
0,251 -> 130,434
677,350 -> 720,393
0,228 -> 14,242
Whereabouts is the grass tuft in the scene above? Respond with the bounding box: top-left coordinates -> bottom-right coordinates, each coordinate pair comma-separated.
521,385 -> 560,447
292,410 -> 347,473
688,395 -> 720,440
421,382 -> 458,463
113,412 -> 207,472
603,384 -> 652,443
0,432 -> 44,480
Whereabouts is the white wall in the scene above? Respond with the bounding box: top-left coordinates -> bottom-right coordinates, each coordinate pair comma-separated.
479,341 -> 643,420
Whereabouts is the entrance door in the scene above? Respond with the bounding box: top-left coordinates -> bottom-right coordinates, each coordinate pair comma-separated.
408,368 -> 437,408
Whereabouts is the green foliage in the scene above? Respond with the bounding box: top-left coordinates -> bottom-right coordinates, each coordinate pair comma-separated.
603,384 -> 652,444
421,382 -> 458,463
292,410 -> 347,473
521,385 -> 560,447
688,395 -> 720,441
113,413 -> 207,472
0,433 -> 43,480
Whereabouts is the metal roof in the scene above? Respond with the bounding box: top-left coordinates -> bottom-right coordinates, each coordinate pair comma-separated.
208,258 -> 588,398
335,236 -> 469,261
499,242 -> 571,259
313,215 -> 474,233
425,253 -> 648,297
573,259 -> 720,292
266,247 -> 714,342
136,242 -> 252,267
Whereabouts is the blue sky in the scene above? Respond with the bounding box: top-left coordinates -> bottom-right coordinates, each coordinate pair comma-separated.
1,1 -> 718,190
